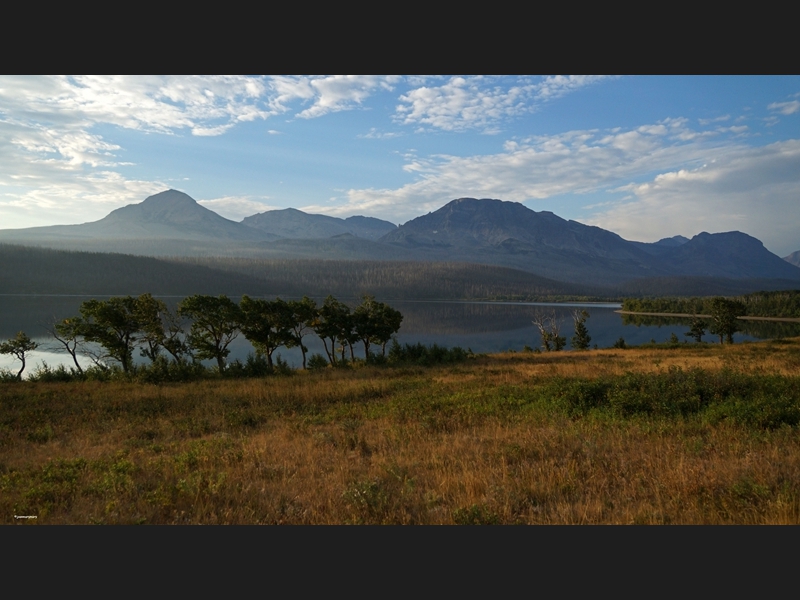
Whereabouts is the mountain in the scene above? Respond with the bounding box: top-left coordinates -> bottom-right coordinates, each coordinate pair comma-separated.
241,208 -> 396,240
381,198 -> 640,258
0,190 -> 270,244
630,235 -> 690,256
1,192 -> 798,291
379,198 -> 669,285
664,231 -> 800,280
379,198 -> 800,286
785,251 -> 800,268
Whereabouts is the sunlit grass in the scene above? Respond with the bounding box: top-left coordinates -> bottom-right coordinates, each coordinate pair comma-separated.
2,338 -> 799,524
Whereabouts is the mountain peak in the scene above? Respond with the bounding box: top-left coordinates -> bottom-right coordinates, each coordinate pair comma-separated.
140,189 -> 197,207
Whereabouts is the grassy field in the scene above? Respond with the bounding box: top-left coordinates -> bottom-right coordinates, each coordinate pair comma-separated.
2,338 -> 800,524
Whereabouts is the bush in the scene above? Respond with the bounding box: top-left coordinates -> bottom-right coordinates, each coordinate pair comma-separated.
28,362 -> 81,383
540,368 -> 800,428
387,340 -> 470,366
307,353 -> 329,371
0,368 -> 19,383
136,357 -> 210,383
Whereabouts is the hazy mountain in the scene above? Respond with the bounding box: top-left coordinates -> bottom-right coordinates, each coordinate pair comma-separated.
382,198 -> 644,259
379,198 -> 670,285
665,231 -> 800,280
630,235 -> 690,255
379,198 -> 800,285
0,190 -> 270,243
785,251 -> 800,267
1,191 -> 798,290
241,208 -> 396,240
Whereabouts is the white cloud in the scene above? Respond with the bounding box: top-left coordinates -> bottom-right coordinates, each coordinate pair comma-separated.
768,100 -> 800,115
359,127 -> 402,139
394,75 -> 609,132
0,173 -> 166,228
311,118 -> 720,223
584,139 -> 800,257
308,117 -> 800,257
698,115 -> 731,125
266,75 -> 400,119
0,76 -> 273,136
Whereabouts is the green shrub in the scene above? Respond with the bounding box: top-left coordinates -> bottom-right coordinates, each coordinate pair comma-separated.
452,504 -> 500,525
388,340 -> 470,366
29,363 -> 81,383
541,368 -> 800,428
307,353 -> 329,371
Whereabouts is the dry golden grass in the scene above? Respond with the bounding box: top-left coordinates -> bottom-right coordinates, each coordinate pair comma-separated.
2,338 -> 799,524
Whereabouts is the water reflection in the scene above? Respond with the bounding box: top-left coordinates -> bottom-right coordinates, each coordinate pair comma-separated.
2,296 -> 798,375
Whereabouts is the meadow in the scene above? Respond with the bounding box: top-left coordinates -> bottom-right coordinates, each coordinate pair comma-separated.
2,338 -> 800,524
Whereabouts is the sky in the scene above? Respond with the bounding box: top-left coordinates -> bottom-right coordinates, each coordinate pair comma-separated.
1,75 -> 799,257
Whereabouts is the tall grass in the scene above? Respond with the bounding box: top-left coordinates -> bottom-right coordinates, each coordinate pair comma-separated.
2,338 -> 800,524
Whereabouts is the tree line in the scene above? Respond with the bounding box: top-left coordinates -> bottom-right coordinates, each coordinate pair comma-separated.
1,293 -> 403,380
622,296 -> 757,344
622,290 -> 800,319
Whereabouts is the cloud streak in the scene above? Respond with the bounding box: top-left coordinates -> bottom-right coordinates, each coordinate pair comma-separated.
394,75 -> 609,132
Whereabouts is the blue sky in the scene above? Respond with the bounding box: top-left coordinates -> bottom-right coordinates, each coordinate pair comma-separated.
1,75 -> 799,256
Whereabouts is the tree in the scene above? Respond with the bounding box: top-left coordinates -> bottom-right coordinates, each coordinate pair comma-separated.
239,296 -> 296,369
179,295 -> 242,372
708,297 -> 746,344
135,293 -> 170,362
571,309 -> 591,350
287,296 -> 318,369
313,295 -> 352,366
373,302 -> 403,357
685,316 -> 707,343
532,311 -> 552,352
352,295 -> 404,359
0,331 -> 38,380
79,296 -> 142,373
532,309 -> 565,352
48,316 -> 89,374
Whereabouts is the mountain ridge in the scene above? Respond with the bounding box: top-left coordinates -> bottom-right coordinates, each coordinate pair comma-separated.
1,191 -> 798,288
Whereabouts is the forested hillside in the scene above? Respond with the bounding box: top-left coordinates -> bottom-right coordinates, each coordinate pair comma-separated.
0,245 -> 267,296
168,256 -> 599,300
1,244 -> 598,300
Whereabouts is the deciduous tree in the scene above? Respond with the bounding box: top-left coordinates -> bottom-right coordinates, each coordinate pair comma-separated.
0,331 -> 38,380
708,297 -> 746,344
239,296 -> 296,369
287,296 -> 318,369
313,295 -> 352,366
685,316 -> 707,343
79,296 -> 142,373
179,295 -> 242,372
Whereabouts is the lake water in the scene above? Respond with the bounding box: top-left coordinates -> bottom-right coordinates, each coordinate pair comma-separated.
1,295 -> 798,377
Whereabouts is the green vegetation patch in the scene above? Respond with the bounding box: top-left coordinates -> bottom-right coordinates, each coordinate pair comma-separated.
540,367 -> 800,428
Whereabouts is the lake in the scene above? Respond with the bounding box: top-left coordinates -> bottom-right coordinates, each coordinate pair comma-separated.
1,295 -> 798,376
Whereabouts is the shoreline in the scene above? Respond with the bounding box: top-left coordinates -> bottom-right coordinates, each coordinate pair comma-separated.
616,310 -> 800,323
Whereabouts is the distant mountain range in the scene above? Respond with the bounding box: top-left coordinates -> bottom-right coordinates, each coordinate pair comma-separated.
785,250 -> 800,268
242,207 -> 396,240
2,190 -> 799,291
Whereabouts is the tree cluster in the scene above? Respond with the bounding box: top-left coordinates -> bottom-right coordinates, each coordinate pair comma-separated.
532,309 -> 566,352
43,293 -> 403,374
